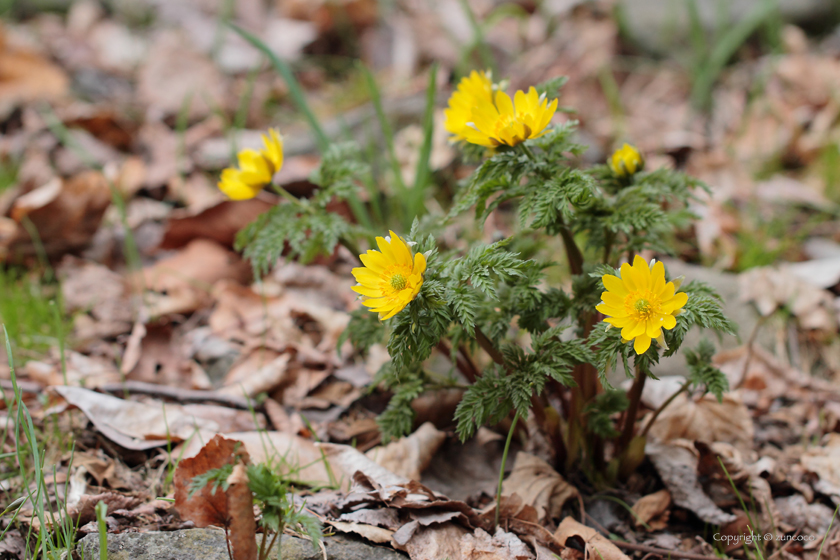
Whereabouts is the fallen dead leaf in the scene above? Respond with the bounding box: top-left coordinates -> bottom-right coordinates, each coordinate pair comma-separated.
501,452 -> 579,523
160,199 -> 273,250
646,441 -> 737,525
460,527 -> 535,560
801,433 -> 840,504
219,349 -> 291,398
645,392 -> 754,448
51,386 -> 263,450
6,172 -> 111,262
24,350 -> 120,388
366,422 -> 446,482
554,517 -> 628,560
174,434 -> 257,560
0,27 -> 68,111
143,239 -> 251,316
739,265 -> 837,331
326,519 -> 395,544
631,489 -> 670,531
59,257 -> 134,339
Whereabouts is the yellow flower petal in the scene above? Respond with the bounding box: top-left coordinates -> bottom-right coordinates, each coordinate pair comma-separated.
634,334 -> 652,354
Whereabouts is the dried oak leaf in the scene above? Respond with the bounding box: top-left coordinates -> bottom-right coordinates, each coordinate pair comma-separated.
173,434 -> 249,528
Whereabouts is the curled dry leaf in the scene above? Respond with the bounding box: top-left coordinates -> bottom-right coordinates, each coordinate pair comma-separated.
501,452 -> 579,523
59,258 -> 134,339
554,517 -> 629,560
631,489 -> 670,531
646,441 -> 737,525
51,386 -> 262,450
24,350 -> 120,388
460,528 -> 535,560
6,171 -> 111,262
366,422 -> 446,482
645,392 -> 754,448
226,464 -> 258,560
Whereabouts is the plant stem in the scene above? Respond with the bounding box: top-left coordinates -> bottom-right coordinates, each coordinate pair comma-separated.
617,362 -> 646,454
639,380 -> 689,438
474,326 -> 506,367
494,411 -> 520,531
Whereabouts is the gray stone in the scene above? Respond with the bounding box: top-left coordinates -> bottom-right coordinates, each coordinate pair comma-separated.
78,529 -> 407,560
619,0 -> 837,54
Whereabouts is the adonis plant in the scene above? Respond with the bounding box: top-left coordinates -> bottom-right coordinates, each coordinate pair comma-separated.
225,69 -> 735,485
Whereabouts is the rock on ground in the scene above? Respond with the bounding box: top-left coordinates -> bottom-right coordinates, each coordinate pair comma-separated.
78,529 -> 408,560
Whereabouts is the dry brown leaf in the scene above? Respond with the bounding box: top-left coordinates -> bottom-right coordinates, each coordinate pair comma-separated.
647,441 -> 737,525
501,452 -> 579,523
142,239 -> 251,316
24,351 -> 120,388
326,519 -> 395,544
801,433 -> 840,504
645,392 -> 754,448
219,350 -> 291,398
554,517 -> 628,560
394,522 -> 468,560
180,431 -> 336,488
319,441 -> 409,490
51,386 -> 262,450
160,199 -> 272,250
67,492 -> 142,527
174,435 -> 246,527
0,27 -> 68,110
59,258 -> 134,339
366,422 -> 446,482
631,489 -> 670,531
6,172 -> 111,261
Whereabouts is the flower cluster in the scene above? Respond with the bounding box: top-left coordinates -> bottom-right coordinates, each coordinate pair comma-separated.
444,70 -> 558,148
218,129 -> 284,200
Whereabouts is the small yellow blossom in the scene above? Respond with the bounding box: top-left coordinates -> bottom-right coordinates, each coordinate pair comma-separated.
444,70 -> 494,141
597,256 -> 688,354
217,128 -> 284,200
462,87 -> 558,148
609,143 -> 644,177
352,231 -> 427,320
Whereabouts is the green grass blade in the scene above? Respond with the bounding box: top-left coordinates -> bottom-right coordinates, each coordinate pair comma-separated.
411,63 -> 439,217
359,63 -> 408,220
229,23 -> 330,153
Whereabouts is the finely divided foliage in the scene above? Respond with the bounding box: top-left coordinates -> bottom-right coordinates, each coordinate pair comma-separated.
234,76 -> 736,477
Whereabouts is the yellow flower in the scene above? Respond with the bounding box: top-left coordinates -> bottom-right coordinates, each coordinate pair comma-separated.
597,256 -> 688,354
462,87 -> 558,148
444,70 -> 494,141
217,128 -> 284,200
261,128 -> 284,172
218,168 -> 263,200
609,143 -> 644,177
352,231 -> 427,320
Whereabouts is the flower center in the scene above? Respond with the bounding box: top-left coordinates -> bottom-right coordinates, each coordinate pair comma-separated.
634,299 -> 651,314
390,273 -> 407,291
